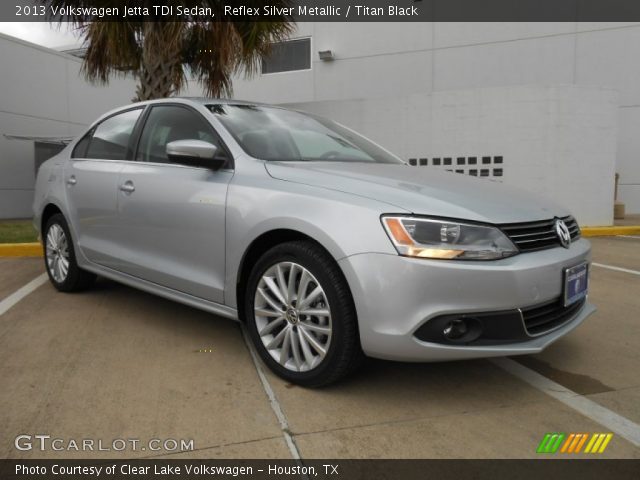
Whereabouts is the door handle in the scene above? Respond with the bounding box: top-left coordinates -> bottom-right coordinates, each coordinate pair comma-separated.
66,175 -> 77,186
119,181 -> 135,194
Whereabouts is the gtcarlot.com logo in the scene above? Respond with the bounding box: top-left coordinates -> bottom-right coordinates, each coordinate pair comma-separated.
536,433 -> 613,454
15,434 -> 194,452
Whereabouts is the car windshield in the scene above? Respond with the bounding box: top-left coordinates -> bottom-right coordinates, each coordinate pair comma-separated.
207,104 -> 404,164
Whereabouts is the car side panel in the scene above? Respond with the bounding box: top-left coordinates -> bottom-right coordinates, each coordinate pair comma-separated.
33,156 -> 64,236
33,153 -> 87,260
223,156 -> 405,310
112,163 -> 232,303
63,159 -> 125,269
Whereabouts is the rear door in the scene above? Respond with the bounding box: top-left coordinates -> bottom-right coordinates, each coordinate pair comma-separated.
112,104 -> 233,303
64,108 -> 143,268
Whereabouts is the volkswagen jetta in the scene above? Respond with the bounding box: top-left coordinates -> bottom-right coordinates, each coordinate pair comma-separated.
33,98 -> 595,386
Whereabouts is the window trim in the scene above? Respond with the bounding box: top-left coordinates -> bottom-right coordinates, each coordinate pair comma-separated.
260,36 -> 313,76
131,103 -> 234,170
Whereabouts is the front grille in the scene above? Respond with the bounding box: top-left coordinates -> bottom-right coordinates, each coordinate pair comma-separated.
499,216 -> 580,252
521,297 -> 586,336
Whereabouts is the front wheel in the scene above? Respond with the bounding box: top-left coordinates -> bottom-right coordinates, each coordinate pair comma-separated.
245,241 -> 363,387
43,213 -> 96,292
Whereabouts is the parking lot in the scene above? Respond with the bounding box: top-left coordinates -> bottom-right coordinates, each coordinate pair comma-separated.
1,236 -> 639,460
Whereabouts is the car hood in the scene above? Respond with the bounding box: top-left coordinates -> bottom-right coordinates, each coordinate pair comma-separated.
265,162 -> 569,224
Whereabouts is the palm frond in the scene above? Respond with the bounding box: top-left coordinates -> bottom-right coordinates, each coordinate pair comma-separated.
82,22 -> 140,82
40,0 -> 296,99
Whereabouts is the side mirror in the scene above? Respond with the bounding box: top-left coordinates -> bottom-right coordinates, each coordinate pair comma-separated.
166,139 -> 226,170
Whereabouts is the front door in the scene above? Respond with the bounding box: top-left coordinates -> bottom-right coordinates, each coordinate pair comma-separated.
112,105 -> 233,304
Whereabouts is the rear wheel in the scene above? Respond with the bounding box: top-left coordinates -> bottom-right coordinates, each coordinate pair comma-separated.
43,214 -> 96,292
245,241 -> 363,387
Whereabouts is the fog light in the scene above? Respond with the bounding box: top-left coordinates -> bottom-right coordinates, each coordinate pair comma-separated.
443,319 -> 468,340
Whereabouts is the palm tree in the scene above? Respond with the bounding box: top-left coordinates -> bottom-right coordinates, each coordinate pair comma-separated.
43,0 -> 295,100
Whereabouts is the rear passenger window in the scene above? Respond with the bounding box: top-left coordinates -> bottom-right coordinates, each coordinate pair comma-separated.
71,132 -> 92,158
85,109 -> 142,160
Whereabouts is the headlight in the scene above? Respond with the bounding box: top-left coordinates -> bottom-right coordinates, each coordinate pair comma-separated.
381,216 -> 518,260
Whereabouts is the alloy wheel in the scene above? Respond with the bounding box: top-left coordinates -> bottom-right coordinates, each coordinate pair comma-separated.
253,261 -> 332,372
46,223 -> 70,283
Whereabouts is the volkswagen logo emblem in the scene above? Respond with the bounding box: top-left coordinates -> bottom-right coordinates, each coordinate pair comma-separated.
285,307 -> 299,324
555,219 -> 571,249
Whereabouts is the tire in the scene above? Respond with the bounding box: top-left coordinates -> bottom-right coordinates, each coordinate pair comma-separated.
245,241 -> 363,387
43,213 -> 96,292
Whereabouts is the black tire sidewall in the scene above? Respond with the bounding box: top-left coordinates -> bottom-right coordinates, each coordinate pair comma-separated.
43,214 -> 82,292
245,242 -> 357,386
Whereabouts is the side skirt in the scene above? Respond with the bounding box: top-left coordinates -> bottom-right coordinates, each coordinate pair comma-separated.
81,263 -> 239,321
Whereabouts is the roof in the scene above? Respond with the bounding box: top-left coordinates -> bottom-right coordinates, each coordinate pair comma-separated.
174,97 -> 266,106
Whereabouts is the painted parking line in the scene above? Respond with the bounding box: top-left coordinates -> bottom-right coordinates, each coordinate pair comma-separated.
492,358 -> 640,448
617,235 -> 640,240
240,326 -> 306,467
2,272 -> 306,463
592,262 -> 640,277
4,272 -> 639,456
0,273 -> 48,317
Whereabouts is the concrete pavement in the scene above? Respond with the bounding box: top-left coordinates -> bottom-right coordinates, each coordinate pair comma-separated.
1,238 -> 639,459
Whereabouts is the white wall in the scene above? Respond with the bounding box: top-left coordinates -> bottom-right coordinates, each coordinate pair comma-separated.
0,33 -> 137,219
285,85 -> 618,226
1,22 -> 637,221
232,22 -> 640,216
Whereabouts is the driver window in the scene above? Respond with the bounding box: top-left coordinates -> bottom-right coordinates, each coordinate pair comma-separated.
136,105 -> 225,164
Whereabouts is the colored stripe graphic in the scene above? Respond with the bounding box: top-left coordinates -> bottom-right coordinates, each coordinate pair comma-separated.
560,433 -> 575,453
585,433 -> 613,454
568,434 -> 582,453
561,433 -> 589,453
539,433 -> 613,454
537,433 -> 553,453
537,433 -> 565,453
550,433 -> 565,453
574,433 -> 589,453
584,434 -> 598,453
598,433 -> 613,453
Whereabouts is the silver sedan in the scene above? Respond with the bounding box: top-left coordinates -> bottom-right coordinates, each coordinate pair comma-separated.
33,98 -> 594,386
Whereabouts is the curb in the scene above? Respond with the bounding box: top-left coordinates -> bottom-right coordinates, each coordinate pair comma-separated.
0,243 -> 43,257
581,226 -> 640,237
0,227 -> 638,257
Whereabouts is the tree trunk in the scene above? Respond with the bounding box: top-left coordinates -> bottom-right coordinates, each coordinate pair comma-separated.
134,22 -> 183,101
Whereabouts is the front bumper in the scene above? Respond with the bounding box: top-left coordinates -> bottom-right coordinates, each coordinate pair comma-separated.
338,238 -> 595,362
